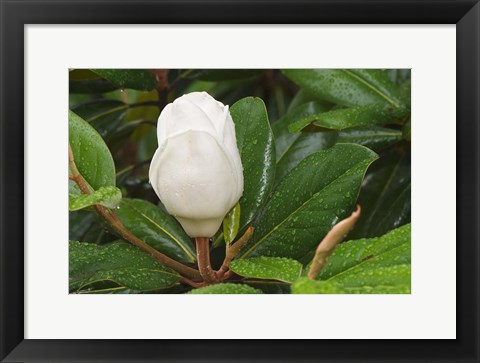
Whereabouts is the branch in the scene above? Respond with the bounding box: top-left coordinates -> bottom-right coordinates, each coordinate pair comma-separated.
180,276 -> 208,288
195,237 -> 217,283
307,205 -> 361,280
149,69 -> 169,91
69,145 -> 202,281
216,227 -> 254,279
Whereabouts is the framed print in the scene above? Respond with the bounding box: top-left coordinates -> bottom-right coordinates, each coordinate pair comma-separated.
1,1 -> 479,362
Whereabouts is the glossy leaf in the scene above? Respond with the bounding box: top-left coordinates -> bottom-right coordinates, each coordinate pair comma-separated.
386,69 -> 411,86
69,111 -> 116,189
69,186 -> 122,211
223,203 -> 241,244
69,211 -> 98,241
91,69 -> 157,91
69,69 -> 118,94
282,69 -> 404,108
272,101 -> 331,159
288,104 -> 409,133
292,271 -> 410,294
77,287 -> 131,294
69,240 -> 180,292
107,120 -> 154,155
351,148 -> 411,238
230,256 -> 303,283
274,126 -> 401,185
273,103 -> 402,183
71,99 -> 127,140
125,90 -> 160,123
317,223 -> 411,279
286,89 -> 330,111
187,283 -> 263,294
239,143 -> 378,260
243,280 -> 291,294
276,132 -> 337,183
403,118 -> 411,141
70,69 -> 104,80
115,198 -> 196,263
272,102 -> 336,183
70,212 -> 116,245
69,179 -> 82,195
291,278 -> 347,293
293,224 -> 411,294
400,79 -> 412,105
337,126 -> 402,151
230,97 -> 276,231
187,69 -> 263,81
275,131 -> 336,184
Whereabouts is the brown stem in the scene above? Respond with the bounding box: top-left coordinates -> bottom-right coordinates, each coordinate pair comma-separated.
99,208 -> 201,280
149,69 -> 169,91
216,227 -> 254,280
69,145 -> 202,281
221,270 -> 234,281
307,205 -> 361,280
180,276 -> 208,288
195,237 -> 217,283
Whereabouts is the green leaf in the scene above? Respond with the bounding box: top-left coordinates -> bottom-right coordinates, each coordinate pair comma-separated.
115,198 -> 196,263
242,280 -> 291,294
107,120 -> 154,156
77,286 -> 131,294
69,210 -> 98,241
282,69 -> 404,108
69,69 -> 118,94
187,69 -> 264,81
69,186 -> 122,211
386,69 -> 411,87
403,118 -> 411,141
223,203 -> 240,244
273,102 -> 336,183
293,266 -> 410,294
71,99 -> 128,140
273,103 -> 402,184
274,125 -> 400,186
337,126 -> 403,152
286,89 -> 330,112
125,90 -> 160,122
350,148 -> 411,239
293,224 -> 411,294
187,283 -> 263,294
69,179 -> 82,195
239,143 -> 378,261
91,69 -> 157,91
69,110 -> 116,190
69,210 -> 116,245
230,256 -> 303,283
400,79 -> 412,105
275,131 -> 336,184
386,69 -> 398,84
230,97 -> 276,231
288,104 -> 409,133
317,223 -> 410,279
272,101 -> 332,159
69,240 -> 180,292
291,277 -> 347,293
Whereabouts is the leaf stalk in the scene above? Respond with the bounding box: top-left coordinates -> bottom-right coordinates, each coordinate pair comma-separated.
307,205 -> 361,280
69,144 -> 202,281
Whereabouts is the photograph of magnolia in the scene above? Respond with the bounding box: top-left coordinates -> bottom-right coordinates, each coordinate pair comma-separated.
69,69 -> 411,294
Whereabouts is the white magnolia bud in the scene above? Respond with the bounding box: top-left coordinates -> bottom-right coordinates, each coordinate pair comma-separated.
149,92 -> 244,237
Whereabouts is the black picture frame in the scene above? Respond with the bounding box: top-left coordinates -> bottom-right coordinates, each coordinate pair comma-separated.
1,1 -> 478,362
